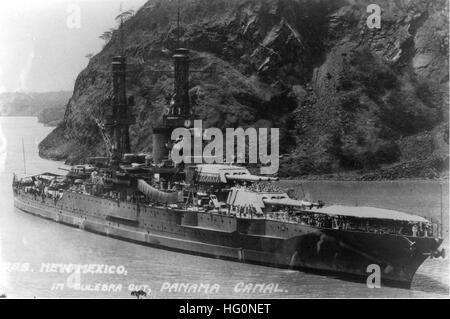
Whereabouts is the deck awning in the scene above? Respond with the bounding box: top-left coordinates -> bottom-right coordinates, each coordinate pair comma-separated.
312,205 -> 429,223
263,198 -> 312,207
226,175 -> 278,182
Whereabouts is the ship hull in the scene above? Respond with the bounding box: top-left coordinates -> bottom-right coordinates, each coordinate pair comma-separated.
13,191 -> 442,288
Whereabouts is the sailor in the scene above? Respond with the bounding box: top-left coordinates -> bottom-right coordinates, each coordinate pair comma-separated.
424,224 -> 430,237
412,224 -> 418,237
432,223 -> 438,237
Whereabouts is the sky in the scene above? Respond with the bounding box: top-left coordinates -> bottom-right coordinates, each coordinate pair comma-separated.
0,0 -> 148,93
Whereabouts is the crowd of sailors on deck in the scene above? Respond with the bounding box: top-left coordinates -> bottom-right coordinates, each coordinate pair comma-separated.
16,183 -> 63,204
246,182 -> 282,193
210,203 -> 437,238
294,212 -> 438,238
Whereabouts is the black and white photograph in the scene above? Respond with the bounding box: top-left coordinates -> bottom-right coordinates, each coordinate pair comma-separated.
0,0 -> 448,301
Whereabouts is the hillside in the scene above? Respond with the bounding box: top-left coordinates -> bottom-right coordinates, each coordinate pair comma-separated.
38,0 -> 449,179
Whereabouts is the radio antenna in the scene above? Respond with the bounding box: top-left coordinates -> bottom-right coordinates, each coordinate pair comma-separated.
177,1 -> 181,47
119,3 -> 124,55
21,137 -> 27,175
440,183 -> 443,237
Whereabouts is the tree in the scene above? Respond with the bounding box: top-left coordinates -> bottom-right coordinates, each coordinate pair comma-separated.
115,10 -> 135,24
99,30 -> 113,42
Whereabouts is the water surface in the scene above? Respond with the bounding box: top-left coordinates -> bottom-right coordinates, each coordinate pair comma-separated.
0,117 -> 448,298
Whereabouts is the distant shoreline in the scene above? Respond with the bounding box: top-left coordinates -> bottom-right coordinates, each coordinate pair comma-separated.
0,115 -> 59,127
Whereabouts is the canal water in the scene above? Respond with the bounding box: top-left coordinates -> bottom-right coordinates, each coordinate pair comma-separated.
0,117 -> 448,298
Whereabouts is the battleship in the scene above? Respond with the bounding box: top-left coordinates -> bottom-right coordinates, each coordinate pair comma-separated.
11,25 -> 445,289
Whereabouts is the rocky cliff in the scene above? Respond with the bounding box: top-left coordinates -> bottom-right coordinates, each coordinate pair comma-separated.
38,0 -> 449,179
